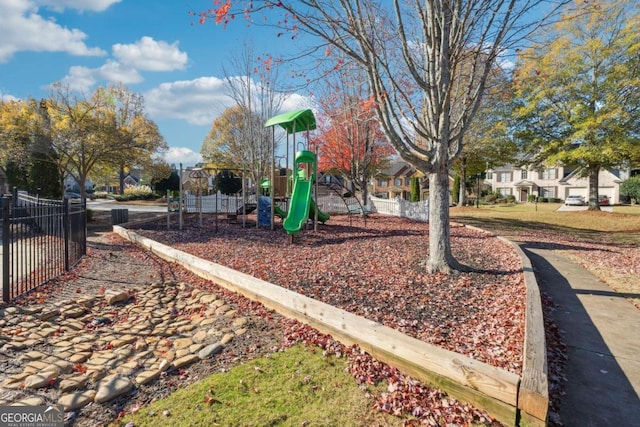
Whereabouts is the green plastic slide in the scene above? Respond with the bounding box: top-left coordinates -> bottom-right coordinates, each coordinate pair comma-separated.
273,204 -> 287,219
283,150 -> 330,235
283,175 -> 313,234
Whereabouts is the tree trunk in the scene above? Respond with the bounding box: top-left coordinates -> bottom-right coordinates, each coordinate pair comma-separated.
587,165 -> 601,211
361,174 -> 369,205
427,168 -> 460,273
458,168 -> 466,206
119,166 -> 125,195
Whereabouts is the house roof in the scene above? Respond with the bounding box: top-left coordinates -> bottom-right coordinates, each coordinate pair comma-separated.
514,180 -> 538,188
379,160 -> 416,178
123,174 -> 139,184
559,167 -> 623,183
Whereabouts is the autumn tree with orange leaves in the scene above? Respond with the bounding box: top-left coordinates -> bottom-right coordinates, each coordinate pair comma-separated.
310,66 -> 394,202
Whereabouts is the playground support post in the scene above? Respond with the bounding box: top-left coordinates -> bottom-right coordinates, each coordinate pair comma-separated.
270,126 -> 275,230
313,139 -> 318,231
241,169 -> 246,228
198,177 -> 203,228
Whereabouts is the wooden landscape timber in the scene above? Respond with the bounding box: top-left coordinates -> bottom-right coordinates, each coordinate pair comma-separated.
114,225 -> 549,426
508,239 -> 549,426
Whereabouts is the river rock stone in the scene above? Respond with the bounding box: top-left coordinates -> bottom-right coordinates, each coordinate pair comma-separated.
59,390 -> 96,410
24,370 -> 58,389
94,375 -> 133,403
198,343 -> 223,359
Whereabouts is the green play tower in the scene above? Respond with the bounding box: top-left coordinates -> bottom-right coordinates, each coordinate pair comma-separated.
264,109 -> 329,235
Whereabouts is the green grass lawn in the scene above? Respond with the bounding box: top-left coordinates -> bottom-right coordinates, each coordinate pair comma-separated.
613,204 -> 640,215
450,203 -> 640,248
113,344 -> 400,427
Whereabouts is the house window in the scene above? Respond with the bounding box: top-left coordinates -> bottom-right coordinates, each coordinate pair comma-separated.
540,187 -> 557,198
394,178 -> 403,186
378,179 -> 388,187
497,172 -> 512,182
486,171 -> 493,180
405,177 -> 411,186
521,170 -> 528,179
497,187 -> 512,196
539,168 -> 557,180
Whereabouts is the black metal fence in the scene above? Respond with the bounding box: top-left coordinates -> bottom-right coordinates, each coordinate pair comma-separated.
1,189 -> 86,302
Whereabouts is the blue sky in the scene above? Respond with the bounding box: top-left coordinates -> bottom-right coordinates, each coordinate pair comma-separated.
0,0 -> 313,167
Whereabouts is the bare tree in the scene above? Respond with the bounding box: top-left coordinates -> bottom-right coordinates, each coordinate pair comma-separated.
202,0 -> 566,273
220,44 -> 287,184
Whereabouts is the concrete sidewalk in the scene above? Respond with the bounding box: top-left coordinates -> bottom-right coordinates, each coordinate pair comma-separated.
520,244 -> 640,427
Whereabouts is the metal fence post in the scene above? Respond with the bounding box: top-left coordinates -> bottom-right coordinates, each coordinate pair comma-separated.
63,197 -> 70,272
2,196 -> 10,302
81,199 -> 87,257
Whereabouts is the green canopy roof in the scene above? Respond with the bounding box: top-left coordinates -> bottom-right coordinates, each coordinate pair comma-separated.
264,109 -> 316,134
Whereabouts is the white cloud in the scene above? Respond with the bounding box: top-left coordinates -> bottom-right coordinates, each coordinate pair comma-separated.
35,0 -> 121,12
281,93 -> 315,113
0,0 -> 106,62
58,60 -> 142,92
58,65 -> 96,92
0,91 -> 19,102
498,56 -> 515,71
113,37 -> 188,72
164,147 -> 203,168
144,77 -> 235,126
58,36 -> 186,91
98,60 -> 143,84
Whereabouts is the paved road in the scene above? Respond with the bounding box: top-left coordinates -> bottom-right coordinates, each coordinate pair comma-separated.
87,199 -> 167,213
520,243 -> 640,427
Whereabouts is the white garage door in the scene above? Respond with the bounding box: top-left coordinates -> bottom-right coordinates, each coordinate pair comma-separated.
598,188 -> 614,198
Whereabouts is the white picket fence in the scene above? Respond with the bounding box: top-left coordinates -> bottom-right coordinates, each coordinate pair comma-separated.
317,193 -> 429,222
368,195 -> 429,222
316,194 -> 362,214
183,192 -> 257,213
183,191 -> 428,222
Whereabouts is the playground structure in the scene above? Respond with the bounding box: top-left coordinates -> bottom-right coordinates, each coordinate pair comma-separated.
174,108 -> 373,234
263,109 -> 330,236
169,164 -> 259,232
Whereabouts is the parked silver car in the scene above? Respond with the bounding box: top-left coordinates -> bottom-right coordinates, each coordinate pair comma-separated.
565,195 -> 585,206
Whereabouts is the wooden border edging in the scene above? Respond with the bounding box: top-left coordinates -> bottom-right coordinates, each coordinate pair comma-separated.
463,223 -> 549,427
114,226 -> 546,426
505,239 -> 549,426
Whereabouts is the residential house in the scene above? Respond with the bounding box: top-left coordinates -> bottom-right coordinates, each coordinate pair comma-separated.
64,176 -> 95,193
372,160 -> 427,200
121,173 -> 141,189
487,164 -> 630,203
